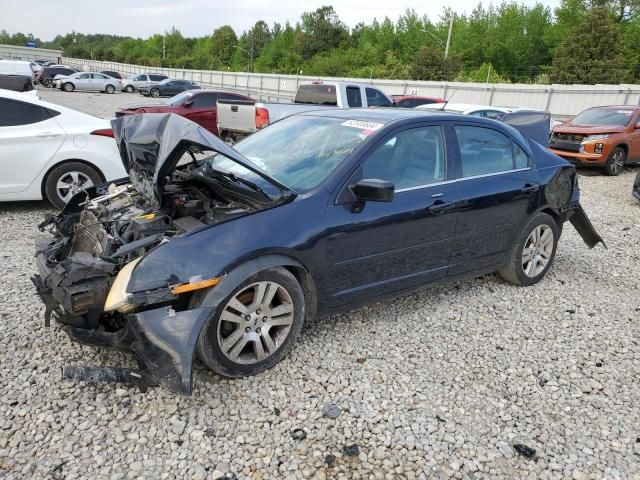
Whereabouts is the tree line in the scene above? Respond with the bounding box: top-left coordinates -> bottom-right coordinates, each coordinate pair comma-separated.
2,0 -> 639,85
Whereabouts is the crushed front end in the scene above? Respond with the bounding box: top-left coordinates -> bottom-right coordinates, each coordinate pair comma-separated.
31,113 -> 286,394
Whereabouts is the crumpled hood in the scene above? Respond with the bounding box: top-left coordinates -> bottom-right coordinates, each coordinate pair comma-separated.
119,103 -> 169,112
111,113 -> 287,209
555,124 -> 626,135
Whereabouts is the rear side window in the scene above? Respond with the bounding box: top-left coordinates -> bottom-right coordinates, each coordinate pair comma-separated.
0,98 -> 59,127
149,75 -> 167,81
346,86 -> 362,107
455,126 -> 530,177
294,84 -> 337,106
366,88 -> 391,107
92,73 -> 107,79
77,73 -> 91,79
192,93 -> 218,108
61,69 -> 76,76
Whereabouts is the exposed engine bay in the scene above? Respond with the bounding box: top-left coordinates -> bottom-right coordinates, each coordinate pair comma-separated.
31,113 -> 292,394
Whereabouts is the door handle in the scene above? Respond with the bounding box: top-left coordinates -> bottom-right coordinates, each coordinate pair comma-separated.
521,183 -> 540,193
428,199 -> 454,215
36,132 -> 61,138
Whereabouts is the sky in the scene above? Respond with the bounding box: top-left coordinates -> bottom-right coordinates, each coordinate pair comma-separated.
5,0 -> 561,41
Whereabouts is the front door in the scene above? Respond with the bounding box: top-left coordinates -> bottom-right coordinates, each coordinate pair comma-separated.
627,111 -> 640,161
448,124 -> 540,275
325,125 -> 457,306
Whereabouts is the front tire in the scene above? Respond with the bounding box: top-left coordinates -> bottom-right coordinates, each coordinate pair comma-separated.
43,78 -> 53,88
498,212 -> 559,286
196,267 -> 305,377
124,84 -> 135,93
150,88 -> 160,97
44,162 -> 102,209
603,147 -> 625,176
105,84 -> 115,94
63,82 -> 74,92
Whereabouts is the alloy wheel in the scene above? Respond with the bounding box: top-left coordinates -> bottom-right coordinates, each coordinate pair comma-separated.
56,171 -> 94,204
150,89 -> 159,97
611,150 -> 624,174
217,281 -> 295,365
522,225 -> 554,277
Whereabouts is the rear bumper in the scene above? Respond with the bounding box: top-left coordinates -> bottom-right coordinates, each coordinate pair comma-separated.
549,148 -> 606,166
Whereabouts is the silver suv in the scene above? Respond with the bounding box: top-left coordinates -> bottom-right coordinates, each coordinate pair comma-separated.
122,73 -> 168,93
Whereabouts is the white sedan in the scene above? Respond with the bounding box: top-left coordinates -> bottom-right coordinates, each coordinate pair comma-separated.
0,89 -> 127,208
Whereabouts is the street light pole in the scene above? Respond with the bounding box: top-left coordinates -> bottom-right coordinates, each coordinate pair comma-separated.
444,16 -> 453,59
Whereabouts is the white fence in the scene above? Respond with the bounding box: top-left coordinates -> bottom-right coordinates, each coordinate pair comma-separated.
0,44 -> 62,63
64,57 -> 640,117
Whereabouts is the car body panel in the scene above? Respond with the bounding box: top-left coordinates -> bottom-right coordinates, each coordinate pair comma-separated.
138,80 -> 200,97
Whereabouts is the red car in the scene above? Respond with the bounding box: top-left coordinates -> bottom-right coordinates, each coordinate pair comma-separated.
391,95 -> 446,108
115,90 -> 253,136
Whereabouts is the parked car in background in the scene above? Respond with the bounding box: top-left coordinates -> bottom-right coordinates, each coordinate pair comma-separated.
31,110 -> 603,394
53,71 -> 122,94
30,62 -> 44,74
100,70 -> 122,79
550,106 -> 640,175
416,102 -> 514,119
633,170 -> 640,201
121,73 -> 168,93
391,95 -> 445,108
0,60 -> 36,78
138,79 -> 200,97
216,81 -> 392,141
36,67 -> 78,87
115,89 -> 253,136
0,89 -> 126,208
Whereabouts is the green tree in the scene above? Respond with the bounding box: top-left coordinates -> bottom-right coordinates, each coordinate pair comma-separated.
409,47 -> 460,81
551,7 -> 629,83
295,6 -> 349,59
210,26 -> 238,66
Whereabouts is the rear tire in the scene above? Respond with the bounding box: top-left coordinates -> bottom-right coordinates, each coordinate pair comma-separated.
150,88 -> 160,97
603,147 -> 625,176
63,82 -> 74,92
44,162 -> 102,209
105,84 -> 115,94
124,84 -> 135,93
498,212 -> 559,286
196,267 -> 305,378
43,78 -> 53,88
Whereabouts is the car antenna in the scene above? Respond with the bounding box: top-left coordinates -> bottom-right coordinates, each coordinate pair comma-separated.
440,89 -> 456,111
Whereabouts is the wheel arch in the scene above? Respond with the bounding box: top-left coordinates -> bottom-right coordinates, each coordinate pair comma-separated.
40,159 -> 107,199
198,254 -> 317,321
614,143 -> 628,157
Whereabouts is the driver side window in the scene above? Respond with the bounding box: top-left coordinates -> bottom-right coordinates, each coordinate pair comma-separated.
361,126 -> 446,190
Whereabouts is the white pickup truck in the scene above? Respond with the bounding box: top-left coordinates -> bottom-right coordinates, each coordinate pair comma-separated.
217,81 -> 392,142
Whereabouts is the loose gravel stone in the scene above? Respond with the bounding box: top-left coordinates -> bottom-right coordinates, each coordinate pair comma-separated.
322,403 -> 341,419
0,90 -> 639,478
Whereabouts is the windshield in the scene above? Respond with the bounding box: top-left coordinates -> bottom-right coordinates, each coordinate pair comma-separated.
166,91 -> 191,106
205,115 -> 383,192
570,108 -> 635,126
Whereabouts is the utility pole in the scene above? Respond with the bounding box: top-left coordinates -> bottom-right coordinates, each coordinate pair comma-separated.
162,37 -> 166,60
444,16 -> 453,59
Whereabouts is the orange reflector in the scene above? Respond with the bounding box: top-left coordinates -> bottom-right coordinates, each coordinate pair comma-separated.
171,277 -> 221,295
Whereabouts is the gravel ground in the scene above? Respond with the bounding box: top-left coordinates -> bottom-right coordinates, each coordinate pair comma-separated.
36,86 -> 163,118
1,92 -> 640,479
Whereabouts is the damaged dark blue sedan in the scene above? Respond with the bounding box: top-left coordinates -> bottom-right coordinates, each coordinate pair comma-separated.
33,110 -> 604,394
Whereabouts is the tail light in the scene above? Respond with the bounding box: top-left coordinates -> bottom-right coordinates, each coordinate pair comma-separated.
91,128 -> 115,138
255,107 -> 269,129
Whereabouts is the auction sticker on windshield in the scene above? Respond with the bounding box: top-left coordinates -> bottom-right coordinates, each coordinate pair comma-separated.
342,120 -> 384,135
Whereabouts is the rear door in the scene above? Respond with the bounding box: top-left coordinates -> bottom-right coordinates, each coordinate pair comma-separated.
628,110 -> 640,161
448,124 -> 540,275
325,124 -> 457,306
0,98 -> 65,194
91,73 -> 108,90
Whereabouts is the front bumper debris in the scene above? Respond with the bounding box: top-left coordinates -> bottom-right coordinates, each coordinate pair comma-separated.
60,306 -> 214,394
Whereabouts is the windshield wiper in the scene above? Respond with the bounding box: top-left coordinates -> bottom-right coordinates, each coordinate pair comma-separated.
207,168 -> 273,201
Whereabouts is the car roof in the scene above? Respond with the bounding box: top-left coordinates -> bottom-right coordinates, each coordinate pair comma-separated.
297,107 -> 484,124
583,105 -> 640,111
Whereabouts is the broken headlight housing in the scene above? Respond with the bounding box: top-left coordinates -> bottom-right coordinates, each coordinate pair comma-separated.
104,257 -> 142,313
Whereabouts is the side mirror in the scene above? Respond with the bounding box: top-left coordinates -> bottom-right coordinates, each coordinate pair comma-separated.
183,99 -> 193,107
350,179 -> 394,203
636,122 -> 640,129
